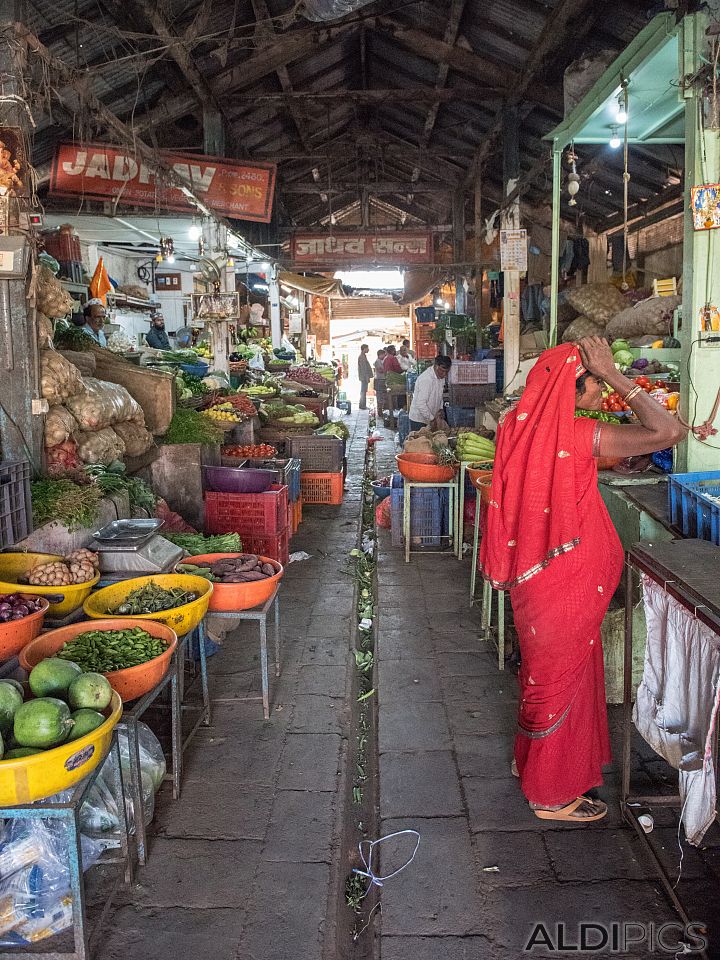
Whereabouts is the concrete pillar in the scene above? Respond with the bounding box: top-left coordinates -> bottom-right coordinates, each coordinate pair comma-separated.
502,104 -> 521,396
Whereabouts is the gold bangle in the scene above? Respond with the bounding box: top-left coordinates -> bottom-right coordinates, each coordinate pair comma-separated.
623,385 -> 642,404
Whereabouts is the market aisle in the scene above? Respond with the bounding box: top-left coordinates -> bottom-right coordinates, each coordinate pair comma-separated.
96,412 -> 368,960
371,432 -> 719,960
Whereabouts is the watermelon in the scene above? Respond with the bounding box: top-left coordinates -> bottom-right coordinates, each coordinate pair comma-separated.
0,681 -> 24,735
4,746 -> 43,759
68,673 -> 112,711
68,708 -> 105,740
14,697 -> 74,748
29,658 -> 82,699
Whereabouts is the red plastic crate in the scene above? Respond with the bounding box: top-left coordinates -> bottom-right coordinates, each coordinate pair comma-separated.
300,472 -> 344,505
204,483 -> 288,536
241,526 -> 290,566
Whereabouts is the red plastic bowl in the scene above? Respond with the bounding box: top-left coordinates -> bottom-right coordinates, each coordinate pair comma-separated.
0,597 -> 49,661
396,455 -> 457,482
181,554 -> 284,611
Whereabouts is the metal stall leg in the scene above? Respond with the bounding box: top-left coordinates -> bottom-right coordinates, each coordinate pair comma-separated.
124,720 -> 147,867
196,619 -> 211,726
68,808 -> 89,960
259,616 -> 270,720
273,594 -> 281,678
170,644 -> 183,800
470,501 -> 481,600
621,556 -> 634,809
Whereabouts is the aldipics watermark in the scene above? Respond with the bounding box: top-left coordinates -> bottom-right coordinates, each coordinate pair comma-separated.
525,921 -> 709,954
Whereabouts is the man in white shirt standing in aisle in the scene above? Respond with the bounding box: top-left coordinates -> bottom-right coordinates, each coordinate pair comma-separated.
397,340 -> 417,373
408,355 -> 451,431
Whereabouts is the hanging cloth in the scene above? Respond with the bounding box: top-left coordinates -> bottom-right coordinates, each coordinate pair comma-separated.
587,235 -> 609,285
635,575 -> 720,846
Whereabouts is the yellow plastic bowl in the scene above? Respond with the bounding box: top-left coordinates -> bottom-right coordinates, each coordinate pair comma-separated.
0,691 -> 122,806
83,574 -> 213,636
0,553 -> 100,619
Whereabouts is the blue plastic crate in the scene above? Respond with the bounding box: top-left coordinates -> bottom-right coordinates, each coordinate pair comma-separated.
445,405 -> 476,427
406,372 -> 418,394
668,471 -> 720,544
397,411 -> 410,445
288,458 -> 301,503
390,473 -> 449,549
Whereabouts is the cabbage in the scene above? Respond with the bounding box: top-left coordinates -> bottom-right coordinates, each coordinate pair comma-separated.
611,339 -> 631,355
613,350 -> 634,368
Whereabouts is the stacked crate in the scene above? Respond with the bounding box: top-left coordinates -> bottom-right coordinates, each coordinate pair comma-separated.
446,360 -> 497,425
204,482 -> 290,565
288,437 -> 344,506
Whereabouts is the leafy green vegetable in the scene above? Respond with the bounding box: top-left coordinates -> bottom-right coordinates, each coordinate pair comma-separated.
126,478 -> 156,513
31,478 -> 102,531
52,322 -> 96,352
161,408 -> 225,445
162,532 -> 243,554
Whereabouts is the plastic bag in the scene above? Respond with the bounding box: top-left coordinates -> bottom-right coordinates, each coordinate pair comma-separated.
40,349 -> 84,404
0,820 -> 105,946
75,427 -> 126,465
376,496 -> 392,529
46,440 -> 81,476
44,405 -> 79,446
66,377 -> 144,430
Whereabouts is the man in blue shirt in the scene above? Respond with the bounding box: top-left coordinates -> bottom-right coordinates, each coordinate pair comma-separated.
82,299 -> 107,347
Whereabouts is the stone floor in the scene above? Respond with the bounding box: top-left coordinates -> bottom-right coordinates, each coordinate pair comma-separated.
373,431 -> 720,960
92,415 -> 720,960
95,412 -> 368,960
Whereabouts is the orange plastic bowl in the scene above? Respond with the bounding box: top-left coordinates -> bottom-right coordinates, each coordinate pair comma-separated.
19,618 -> 178,702
0,597 -> 49,661
181,554 -> 284,612
396,455 -> 457,483
466,461 -> 494,489
398,452 -> 438,465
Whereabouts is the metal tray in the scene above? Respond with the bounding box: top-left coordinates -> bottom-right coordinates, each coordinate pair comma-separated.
93,519 -> 164,542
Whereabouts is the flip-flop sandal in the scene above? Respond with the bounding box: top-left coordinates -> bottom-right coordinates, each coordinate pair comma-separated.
533,796 -> 607,823
511,759 -> 519,778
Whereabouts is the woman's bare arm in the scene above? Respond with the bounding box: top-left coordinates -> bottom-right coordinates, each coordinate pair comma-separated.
577,337 -> 687,458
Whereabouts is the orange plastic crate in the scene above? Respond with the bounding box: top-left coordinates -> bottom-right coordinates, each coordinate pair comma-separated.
300,472 -> 343,505
293,498 -> 302,530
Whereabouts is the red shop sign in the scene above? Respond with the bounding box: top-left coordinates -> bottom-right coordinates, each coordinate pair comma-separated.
291,231 -> 433,266
50,143 -> 276,223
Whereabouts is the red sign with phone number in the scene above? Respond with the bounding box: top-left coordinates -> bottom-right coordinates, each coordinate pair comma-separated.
50,143 -> 276,223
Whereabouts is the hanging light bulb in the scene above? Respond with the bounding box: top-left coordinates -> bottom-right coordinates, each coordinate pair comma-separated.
609,125 -> 621,149
188,222 -> 202,241
616,102 -> 628,125
567,159 -> 581,206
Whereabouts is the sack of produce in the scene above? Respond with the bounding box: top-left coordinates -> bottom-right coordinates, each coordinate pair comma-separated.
45,405 -> 79,446
58,349 -> 96,376
66,377 -> 144,431
605,295 -> 681,342
403,436 -> 434,455
561,315 -> 606,343
76,426 -> 126,465
34,265 -> 74,318
106,331 -> 133,353
113,420 -> 154,457
40,349 -> 84,404
565,283 -> 628,326
37,312 -> 54,347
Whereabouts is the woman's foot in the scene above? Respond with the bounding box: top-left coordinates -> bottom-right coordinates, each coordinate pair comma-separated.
510,758 -> 519,778
530,796 -> 607,823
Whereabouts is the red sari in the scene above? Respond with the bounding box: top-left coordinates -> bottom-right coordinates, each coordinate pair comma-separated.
480,345 -> 623,807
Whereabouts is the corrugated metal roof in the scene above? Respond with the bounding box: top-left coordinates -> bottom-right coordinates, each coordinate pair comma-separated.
22,0 -> 673,232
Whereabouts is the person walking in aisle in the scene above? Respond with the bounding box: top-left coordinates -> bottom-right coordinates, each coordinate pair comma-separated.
408,355 -> 451,431
374,348 -> 387,414
357,343 -> 373,410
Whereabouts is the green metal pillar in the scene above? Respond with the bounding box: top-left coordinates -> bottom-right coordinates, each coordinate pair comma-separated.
549,144 -> 562,348
679,12 -> 720,472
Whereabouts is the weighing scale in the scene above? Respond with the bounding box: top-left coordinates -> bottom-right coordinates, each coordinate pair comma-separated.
91,519 -> 184,579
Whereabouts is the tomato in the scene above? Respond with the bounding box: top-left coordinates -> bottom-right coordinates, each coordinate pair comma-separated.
634,376 -> 650,387
610,402 -> 622,412
601,401 -> 610,411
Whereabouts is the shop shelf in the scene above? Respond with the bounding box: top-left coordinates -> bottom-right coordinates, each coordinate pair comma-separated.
300,471 -> 344,505
448,360 -> 496,385
205,483 -> 289,537
389,474 -> 447,548
0,459 -> 32,550
668,471 -> 720,544
289,436 -> 345,473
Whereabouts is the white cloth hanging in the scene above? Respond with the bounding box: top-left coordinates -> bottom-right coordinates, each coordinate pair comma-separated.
634,575 -> 720,846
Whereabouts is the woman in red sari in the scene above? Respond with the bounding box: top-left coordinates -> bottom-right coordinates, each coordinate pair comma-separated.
480,337 -> 688,822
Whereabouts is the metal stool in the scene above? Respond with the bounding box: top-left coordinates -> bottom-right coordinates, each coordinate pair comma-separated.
205,585 -> 281,719
403,480 -> 457,563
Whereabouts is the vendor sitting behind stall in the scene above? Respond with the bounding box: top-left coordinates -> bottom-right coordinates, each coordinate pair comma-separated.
408,355 -> 451,431
145,313 -> 171,350
81,299 -> 107,347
